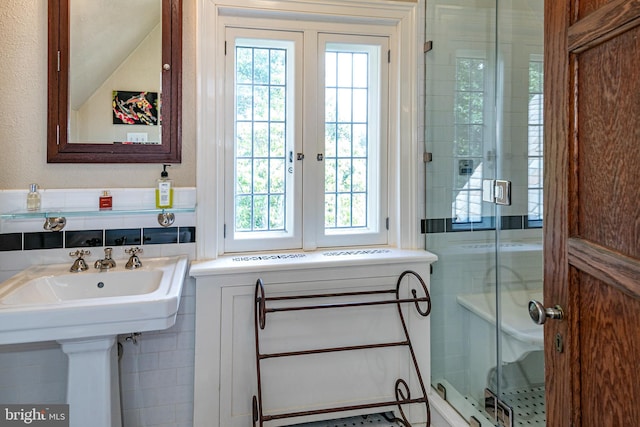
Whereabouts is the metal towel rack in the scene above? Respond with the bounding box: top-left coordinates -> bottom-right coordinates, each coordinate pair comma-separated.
252,270 -> 432,427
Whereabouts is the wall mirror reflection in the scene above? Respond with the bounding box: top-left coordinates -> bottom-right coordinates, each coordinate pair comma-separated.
47,0 -> 182,163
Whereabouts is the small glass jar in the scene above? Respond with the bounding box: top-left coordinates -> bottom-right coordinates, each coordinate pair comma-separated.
26,183 -> 41,211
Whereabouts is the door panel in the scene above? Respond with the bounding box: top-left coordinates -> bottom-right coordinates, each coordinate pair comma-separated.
545,0 -> 640,425
578,272 -> 640,425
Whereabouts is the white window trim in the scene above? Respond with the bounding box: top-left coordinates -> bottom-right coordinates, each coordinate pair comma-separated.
196,0 -> 420,259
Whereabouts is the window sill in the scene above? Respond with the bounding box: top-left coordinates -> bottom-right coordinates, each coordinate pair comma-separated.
189,247 -> 437,277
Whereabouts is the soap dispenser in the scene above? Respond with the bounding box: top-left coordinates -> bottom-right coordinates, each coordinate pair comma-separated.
26,183 -> 41,211
155,164 -> 174,209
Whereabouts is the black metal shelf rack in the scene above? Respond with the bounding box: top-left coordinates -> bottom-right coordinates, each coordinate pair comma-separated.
252,270 -> 433,427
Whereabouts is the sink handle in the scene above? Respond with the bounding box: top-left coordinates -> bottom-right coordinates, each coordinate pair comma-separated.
69,250 -> 90,273
125,247 -> 143,270
125,247 -> 143,256
69,249 -> 90,259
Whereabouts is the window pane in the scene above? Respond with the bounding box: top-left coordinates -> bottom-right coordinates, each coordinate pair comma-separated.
235,196 -> 252,231
337,88 -> 353,122
254,123 -> 269,157
337,124 -> 352,156
254,86 -> 269,120
253,159 -> 268,193
270,123 -> 285,157
325,52 -> 337,87
325,194 -> 336,227
253,195 -> 268,230
325,124 -> 337,157
236,122 -> 253,157
236,85 -> 253,120
234,42 -> 292,234
236,159 -> 252,194
269,195 -> 285,229
236,48 -> 253,84
325,159 -> 337,192
352,89 -> 368,122
270,50 -> 286,85
528,59 -> 544,225
270,87 -> 286,121
352,193 -> 367,226
352,124 -> 367,157
337,53 -> 353,87
352,54 -> 368,88
270,159 -> 285,193
325,44 -> 376,232
337,159 -> 352,192
452,57 -> 486,225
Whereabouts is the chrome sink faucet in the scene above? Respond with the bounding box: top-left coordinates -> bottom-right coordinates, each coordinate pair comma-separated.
94,248 -> 116,271
125,247 -> 143,270
69,250 -> 90,273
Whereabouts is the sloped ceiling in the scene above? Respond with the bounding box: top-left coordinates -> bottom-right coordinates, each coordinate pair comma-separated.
69,0 -> 161,110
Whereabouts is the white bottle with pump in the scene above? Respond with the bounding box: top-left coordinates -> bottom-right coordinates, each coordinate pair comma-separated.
155,164 -> 174,208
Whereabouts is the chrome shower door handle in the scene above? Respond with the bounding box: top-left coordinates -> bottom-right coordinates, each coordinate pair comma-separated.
528,300 -> 564,325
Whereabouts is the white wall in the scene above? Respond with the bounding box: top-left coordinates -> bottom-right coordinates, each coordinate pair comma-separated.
0,0 -> 197,190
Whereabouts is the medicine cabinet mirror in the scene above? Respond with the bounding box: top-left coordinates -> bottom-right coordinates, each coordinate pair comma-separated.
47,0 -> 182,163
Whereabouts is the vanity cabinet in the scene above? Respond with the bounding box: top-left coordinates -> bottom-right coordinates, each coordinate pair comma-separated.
190,249 -> 436,427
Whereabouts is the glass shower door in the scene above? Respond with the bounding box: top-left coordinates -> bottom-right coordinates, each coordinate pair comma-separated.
425,1 -> 544,426
425,0 -> 499,424
492,1 -> 545,426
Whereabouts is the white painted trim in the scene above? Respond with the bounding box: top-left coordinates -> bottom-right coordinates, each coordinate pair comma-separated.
196,0 -> 419,258
428,390 -> 469,427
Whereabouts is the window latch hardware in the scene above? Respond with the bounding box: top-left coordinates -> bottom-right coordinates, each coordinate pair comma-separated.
316,153 -> 323,161
297,153 -> 305,161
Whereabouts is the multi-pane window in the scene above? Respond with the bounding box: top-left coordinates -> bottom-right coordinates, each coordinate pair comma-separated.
324,46 -> 375,231
452,57 -> 486,226
234,44 -> 289,233
225,29 -> 388,252
528,59 -> 544,224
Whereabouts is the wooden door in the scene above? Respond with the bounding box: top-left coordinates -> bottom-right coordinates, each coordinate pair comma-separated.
545,0 -> 640,425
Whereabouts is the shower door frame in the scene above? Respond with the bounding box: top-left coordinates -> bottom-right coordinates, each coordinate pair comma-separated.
424,1 -> 545,426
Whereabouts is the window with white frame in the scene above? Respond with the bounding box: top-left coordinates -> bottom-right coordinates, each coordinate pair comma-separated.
528,57 -> 543,226
224,26 -> 389,252
452,56 -> 488,229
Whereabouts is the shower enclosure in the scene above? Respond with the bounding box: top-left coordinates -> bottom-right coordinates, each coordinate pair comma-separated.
424,1 -> 544,426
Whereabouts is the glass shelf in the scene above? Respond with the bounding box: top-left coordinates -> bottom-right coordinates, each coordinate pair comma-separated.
0,206 -> 196,220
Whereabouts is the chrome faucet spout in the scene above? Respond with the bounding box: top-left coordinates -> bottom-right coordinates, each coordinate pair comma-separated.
94,248 -> 116,271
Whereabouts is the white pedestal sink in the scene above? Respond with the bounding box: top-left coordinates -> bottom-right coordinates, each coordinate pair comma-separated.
0,255 -> 189,427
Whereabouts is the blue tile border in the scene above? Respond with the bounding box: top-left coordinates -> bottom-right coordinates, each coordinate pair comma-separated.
0,227 -> 196,252
143,227 -> 179,245
423,216 -> 542,234
65,230 -> 104,248
105,229 -> 143,246
0,233 -> 22,251
24,232 -> 64,250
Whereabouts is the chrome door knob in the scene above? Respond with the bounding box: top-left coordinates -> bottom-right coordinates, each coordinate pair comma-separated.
528,300 -> 564,325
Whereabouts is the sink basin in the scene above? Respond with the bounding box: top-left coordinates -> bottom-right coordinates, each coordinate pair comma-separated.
2,269 -> 163,304
0,254 -> 189,427
0,255 -> 188,344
